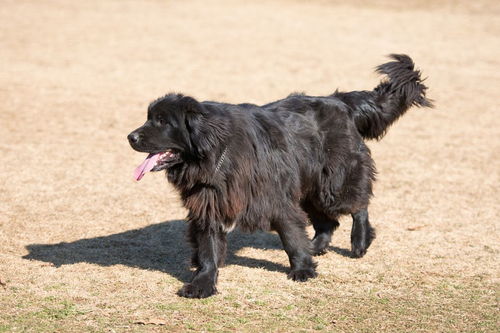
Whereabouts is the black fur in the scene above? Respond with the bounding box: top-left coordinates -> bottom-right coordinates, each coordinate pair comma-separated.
335,54 -> 433,140
128,54 -> 432,298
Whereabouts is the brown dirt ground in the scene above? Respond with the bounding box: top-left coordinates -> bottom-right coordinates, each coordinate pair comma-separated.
1,0 -> 499,332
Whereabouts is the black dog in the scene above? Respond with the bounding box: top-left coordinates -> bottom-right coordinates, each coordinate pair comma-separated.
128,54 -> 432,298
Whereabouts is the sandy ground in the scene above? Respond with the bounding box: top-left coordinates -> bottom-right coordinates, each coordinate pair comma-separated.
0,0 -> 499,331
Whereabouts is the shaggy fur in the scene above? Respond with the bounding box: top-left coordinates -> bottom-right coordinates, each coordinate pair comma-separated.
128,54 -> 432,298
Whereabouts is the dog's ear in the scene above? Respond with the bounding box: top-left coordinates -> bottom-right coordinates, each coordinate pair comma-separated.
180,96 -> 205,133
179,96 -> 206,115
180,96 -> 209,158
181,96 -> 229,159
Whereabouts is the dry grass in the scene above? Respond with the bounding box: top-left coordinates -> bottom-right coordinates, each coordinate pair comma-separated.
1,0 -> 499,331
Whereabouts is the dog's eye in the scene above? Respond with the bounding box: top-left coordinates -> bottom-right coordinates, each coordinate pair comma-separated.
156,116 -> 166,126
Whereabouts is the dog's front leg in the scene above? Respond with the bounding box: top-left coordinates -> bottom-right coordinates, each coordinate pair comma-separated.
179,226 -> 225,298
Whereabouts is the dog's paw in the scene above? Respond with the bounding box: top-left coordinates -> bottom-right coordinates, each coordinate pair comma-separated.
351,245 -> 367,258
351,227 -> 375,258
312,244 -> 328,256
311,234 -> 331,256
288,268 -> 318,282
178,282 -> 217,298
312,248 -> 327,256
312,250 -> 327,256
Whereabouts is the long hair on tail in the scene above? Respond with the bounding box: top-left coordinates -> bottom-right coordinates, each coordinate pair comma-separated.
334,54 -> 433,140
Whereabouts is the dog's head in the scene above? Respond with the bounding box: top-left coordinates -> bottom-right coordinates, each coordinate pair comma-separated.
128,94 -> 210,181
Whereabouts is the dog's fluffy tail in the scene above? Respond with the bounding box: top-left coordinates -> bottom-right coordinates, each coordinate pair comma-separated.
334,54 -> 433,140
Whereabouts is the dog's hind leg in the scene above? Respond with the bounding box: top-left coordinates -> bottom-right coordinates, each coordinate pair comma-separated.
350,208 -> 376,258
272,207 -> 318,282
302,201 -> 339,256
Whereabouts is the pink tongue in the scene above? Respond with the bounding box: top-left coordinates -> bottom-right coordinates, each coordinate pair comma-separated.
134,153 -> 160,181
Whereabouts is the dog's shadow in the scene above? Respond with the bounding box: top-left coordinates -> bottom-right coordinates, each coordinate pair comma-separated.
23,220 -> 351,283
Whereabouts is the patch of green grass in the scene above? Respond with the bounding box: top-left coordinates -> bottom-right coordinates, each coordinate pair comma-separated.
34,301 -> 85,320
309,315 -> 329,330
2,277 -> 498,333
200,297 -> 216,305
43,296 -> 57,302
5,297 -> 86,333
473,310 -> 498,330
376,297 -> 390,304
154,303 -> 175,311
236,317 -> 249,324
43,283 -> 67,291
0,325 -> 12,333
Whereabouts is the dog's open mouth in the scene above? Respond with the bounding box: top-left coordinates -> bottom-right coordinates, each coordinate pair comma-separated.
134,150 -> 179,181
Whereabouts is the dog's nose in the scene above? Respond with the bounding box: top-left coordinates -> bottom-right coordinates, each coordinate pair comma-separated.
128,132 -> 141,144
